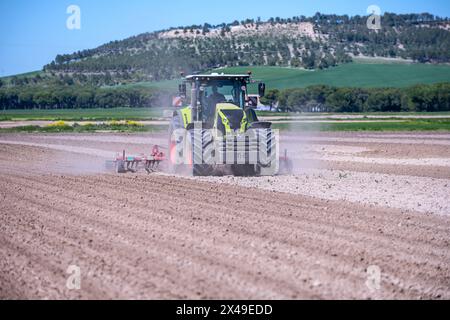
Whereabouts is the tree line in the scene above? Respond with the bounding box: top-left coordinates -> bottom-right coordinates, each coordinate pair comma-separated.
262,83 -> 450,112
0,86 -> 170,110
1,83 -> 449,113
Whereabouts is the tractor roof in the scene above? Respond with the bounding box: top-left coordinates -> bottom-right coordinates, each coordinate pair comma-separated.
185,73 -> 250,82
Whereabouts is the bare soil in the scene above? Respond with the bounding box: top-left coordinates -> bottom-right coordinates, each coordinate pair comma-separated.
0,132 -> 449,299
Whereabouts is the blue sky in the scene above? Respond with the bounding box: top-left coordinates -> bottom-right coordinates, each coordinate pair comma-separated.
1,0 -> 449,76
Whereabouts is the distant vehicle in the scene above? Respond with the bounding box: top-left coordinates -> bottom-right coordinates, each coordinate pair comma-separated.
247,94 -> 272,111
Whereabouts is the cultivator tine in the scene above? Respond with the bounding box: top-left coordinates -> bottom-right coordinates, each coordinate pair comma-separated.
144,160 -> 160,174
126,161 -> 136,173
109,146 -> 165,175
145,160 -> 151,174
153,160 -> 160,171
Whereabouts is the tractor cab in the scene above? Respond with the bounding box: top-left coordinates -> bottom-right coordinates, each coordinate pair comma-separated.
177,73 -> 266,132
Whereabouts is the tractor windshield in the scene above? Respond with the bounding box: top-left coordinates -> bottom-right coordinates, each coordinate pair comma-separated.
197,80 -> 246,120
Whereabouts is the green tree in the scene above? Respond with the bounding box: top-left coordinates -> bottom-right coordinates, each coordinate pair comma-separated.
260,89 -> 280,110
326,88 -> 366,112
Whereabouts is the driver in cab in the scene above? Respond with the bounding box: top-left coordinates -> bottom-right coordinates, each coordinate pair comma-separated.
207,85 -> 226,109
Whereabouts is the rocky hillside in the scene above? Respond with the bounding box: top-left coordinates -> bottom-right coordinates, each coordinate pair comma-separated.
35,13 -> 450,86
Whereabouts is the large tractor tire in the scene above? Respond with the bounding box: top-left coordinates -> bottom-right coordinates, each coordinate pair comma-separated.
255,128 -> 279,176
192,164 -> 214,176
231,164 -> 256,176
189,129 -> 215,176
168,127 -> 215,176
229,128 -> 277,177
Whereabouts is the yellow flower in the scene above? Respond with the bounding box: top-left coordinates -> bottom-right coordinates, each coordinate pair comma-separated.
47,121 -> 69,127
125,120 -> 143,127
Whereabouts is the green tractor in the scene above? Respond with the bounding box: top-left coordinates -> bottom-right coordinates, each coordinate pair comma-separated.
169,72 -> 285,176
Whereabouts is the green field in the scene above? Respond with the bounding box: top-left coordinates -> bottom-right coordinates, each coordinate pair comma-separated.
7,61 -> 450,94
220,63 -> 450,91
2,107 -> 450,122
1,119 -> 449,133
0,124 -> 166,134
257,111 -> 450,117
273,120 -> 450,131
5,61 -> 450,93
109,62 -> 450,93
0,108 -> 165,121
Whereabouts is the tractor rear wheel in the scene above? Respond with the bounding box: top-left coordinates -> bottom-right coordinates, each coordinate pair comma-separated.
168,122 -> 216,176
231,165 -> 256,176
255,128 -> 279,176
189,129 -> 215,176
193,164 -> 214,176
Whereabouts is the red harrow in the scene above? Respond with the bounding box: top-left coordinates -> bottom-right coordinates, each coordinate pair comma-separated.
106,145 -> 166,174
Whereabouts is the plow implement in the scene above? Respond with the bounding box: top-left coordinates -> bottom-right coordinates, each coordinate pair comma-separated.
106,143 -> 292,176
105,145 -> 166,174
